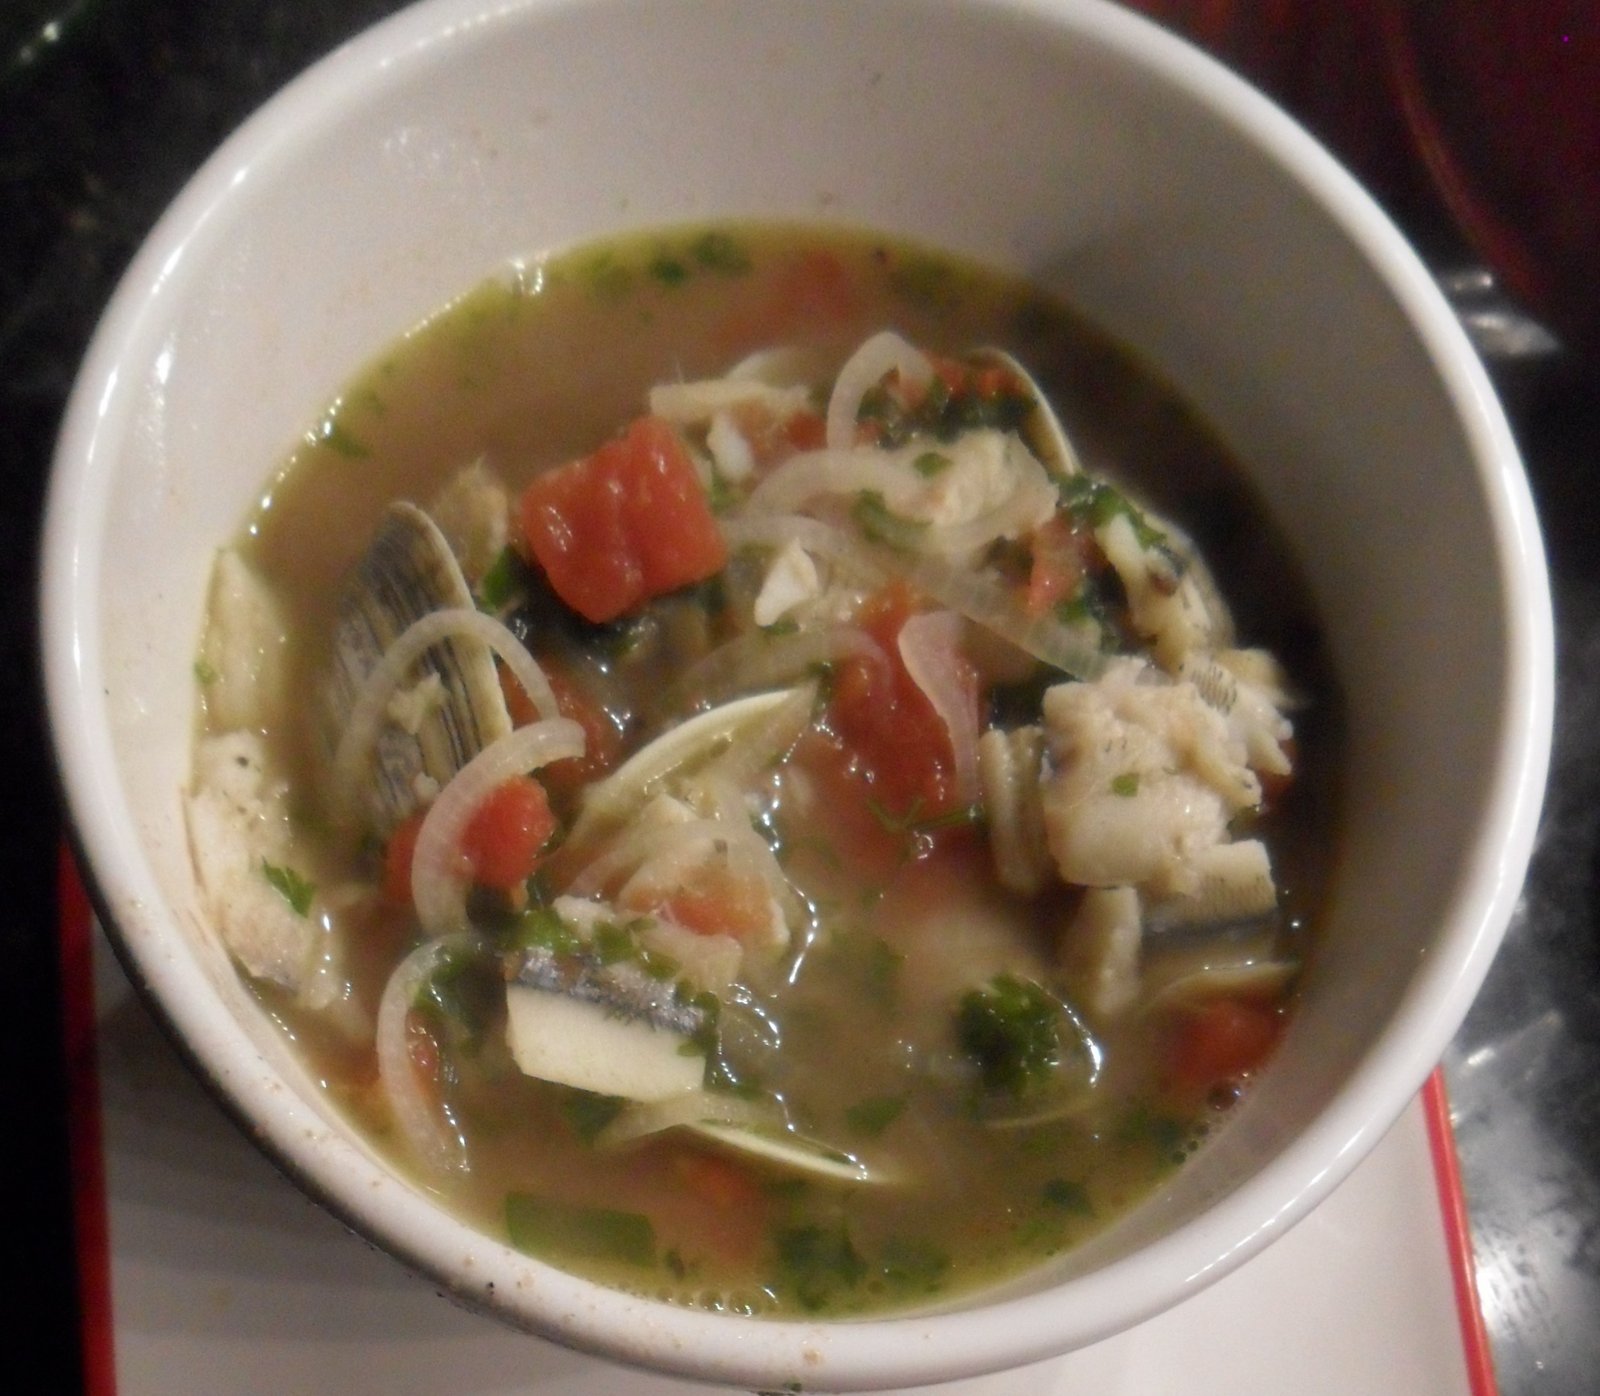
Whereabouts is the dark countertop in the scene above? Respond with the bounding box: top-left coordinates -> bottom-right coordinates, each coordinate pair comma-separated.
5,3 -> 1596,1391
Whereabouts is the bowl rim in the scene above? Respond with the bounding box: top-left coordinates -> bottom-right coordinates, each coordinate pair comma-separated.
40,0 -> 1554,1386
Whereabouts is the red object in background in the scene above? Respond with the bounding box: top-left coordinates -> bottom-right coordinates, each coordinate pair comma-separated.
1371,2 -> 1599,360
1122,1 -> 1600,361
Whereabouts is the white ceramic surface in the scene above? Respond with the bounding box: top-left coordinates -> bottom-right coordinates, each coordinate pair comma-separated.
42,0 -> 1551,1389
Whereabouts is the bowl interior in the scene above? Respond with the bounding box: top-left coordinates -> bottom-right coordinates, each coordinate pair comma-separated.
45,0 -> 1549,1386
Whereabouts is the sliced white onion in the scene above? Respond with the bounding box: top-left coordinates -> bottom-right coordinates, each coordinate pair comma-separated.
683,682 -> 817,805
568,815 -> 780,905
674,624 -> 891,709
745,446 -> 901,516
826,330 -> 932,450
894,549 -> 1108,681
595,1088 -> 778,1149
410,717 -> 585,936
332,607 -> 560,824
899,611 -> 981,807
648,377 -> 810,427
375,932 -> 481,1175
720,513 -> 889,584
916,438 -> 1057,559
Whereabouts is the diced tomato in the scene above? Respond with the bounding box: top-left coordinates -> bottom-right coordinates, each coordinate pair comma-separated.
641,860 -> 773,941
517,416 -> 727,623
382,811 -> 426,906
828,581 -> 977,823
1164,995 -> 1284,1096
501,662 -> 623,803
674,1149 -> 765,1214
728,401 -> 827,471
459,776 -> 557,891
1023,514 -> 1094,616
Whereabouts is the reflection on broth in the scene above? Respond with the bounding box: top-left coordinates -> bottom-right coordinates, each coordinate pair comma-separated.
186,223 -> 1340,1317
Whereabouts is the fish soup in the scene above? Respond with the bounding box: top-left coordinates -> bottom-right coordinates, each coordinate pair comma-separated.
187,223 -> 1340,1317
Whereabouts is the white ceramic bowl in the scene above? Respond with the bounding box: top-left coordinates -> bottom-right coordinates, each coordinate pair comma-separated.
42,0 -> 1552,1387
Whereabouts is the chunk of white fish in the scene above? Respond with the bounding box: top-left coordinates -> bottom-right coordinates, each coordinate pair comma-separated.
185,731 -> 332,1002
1058,885 -> 1143,1021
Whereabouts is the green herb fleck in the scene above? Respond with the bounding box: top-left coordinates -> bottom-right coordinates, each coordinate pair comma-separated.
581,251 -> 633,300
875,1236 -> 951,1295
690,230 -> 752,273
1110,772 -> 1140,797
560,1090 -> 625,1146
261,860 -> 314,917
510,906 -> 581,955
505,1195 -> 656,1267
193,658 -> 219,686
1042,1178 -> 1094,1215
762,617 -> 800,637
477,547 -> 523,613
774,1223 -> 866,1312
955,975 -> 1066,1098
851,490 -> 925,549
648,253 -> 689,287
844,1094 -> 906,1137
313,416 -> 369,459
912,450 -> 953,477
593,921 -> 637,965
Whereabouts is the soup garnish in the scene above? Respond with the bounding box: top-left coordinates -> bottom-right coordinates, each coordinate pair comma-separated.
186,224 -> 1335,1316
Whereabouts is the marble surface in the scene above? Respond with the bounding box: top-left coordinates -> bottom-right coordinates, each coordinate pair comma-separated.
5,2 -> 1596,1391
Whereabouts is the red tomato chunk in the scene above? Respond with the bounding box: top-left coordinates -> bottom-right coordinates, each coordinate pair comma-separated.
460,776 -> 557,891
517,415 -> 727,623
829,581 -> 977,823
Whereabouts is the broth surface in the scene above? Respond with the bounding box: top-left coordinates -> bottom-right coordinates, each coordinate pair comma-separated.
194,222 -> 1341,1317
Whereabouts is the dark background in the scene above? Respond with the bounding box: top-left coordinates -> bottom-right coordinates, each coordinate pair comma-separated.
5,2 -> 1596,1391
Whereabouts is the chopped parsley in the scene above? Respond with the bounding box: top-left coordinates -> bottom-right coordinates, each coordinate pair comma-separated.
505,1195 -> 656,1267
1110,772 -> 1140,797
260,860 -> 314,917
689,230 -> 751,273
955,975 -> 1068,1098
844,1094 -> 906,1137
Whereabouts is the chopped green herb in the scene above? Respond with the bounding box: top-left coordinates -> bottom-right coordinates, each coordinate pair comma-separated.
1042,1178 -> 1094,1215
510,905 -> 581,955
844,1094 -> 906,1137
477,547 -> 523,612
912,450 -> 953,477
648,253 -> 689,286
762,617 -> 800,637
313,417 -> 369,459
774,1223 -> 866,1312
955,975 -> 1066,1098
261,860 -> 314,917
1110,772 -> 1140,797
875,1236 -> 951,1294
689,230 -> 751,273
1060,476 -> 1168,549
581,251 -> 633,300
505,1195 -> 656,1267
193,658 -> 219,686
1119,1102 -> 1194,1165
593,920 -> 637,965
850,490 -> 925,549
560,1090 -> 626,1146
